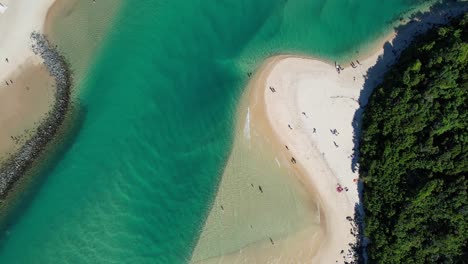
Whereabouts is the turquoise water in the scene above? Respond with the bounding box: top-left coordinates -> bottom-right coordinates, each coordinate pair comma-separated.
0,0 -> 423,263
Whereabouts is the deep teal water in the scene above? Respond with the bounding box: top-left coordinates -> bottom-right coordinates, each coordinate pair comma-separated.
0,0 -> 424,263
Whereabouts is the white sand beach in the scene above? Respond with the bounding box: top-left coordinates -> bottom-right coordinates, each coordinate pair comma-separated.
248,4 -> 467,263
192,3 -> 467,263
191,52 -> 372,263
0,0 -> 57,160
252,55 -> 369,263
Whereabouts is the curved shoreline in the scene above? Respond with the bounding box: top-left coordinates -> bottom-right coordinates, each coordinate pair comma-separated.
250,55 -> 360,263
188,2 -> 468,263
244,3 -> 468,263
0,33 -> 72,198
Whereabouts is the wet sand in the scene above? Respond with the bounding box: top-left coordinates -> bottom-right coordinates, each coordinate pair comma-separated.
0,62 -> 56,162
190,72 -> 322,263
0,0 -> 74,197
0,0 -> 57,165
45,0 -> 123,81
196,226 -> 323,264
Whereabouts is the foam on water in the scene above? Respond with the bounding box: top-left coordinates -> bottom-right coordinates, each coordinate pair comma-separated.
243,107 -> 251,141
275,158 -> 281,168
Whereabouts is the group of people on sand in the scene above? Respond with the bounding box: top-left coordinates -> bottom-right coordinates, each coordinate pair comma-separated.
283,109 -> 347,165
350,59 -> 361,68
334,61 -> 344,74
268,82 -> 301,168
220,182 -> 279,247
3,57 -> 13,86
330,128 -> 339,136
336,183 -> 349,193
284,144 -> 297,165
330,129 -> 341,148
335,59 -> 361,74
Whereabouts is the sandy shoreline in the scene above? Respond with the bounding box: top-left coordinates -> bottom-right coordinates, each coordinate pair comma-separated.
190,2 -> 468,263
0,0 -> 123,198
191,81 -> 323,263
251,55 -> 364,263
0,0 -> 73,197
247,4 -> 468,263
0,0 -> 57,160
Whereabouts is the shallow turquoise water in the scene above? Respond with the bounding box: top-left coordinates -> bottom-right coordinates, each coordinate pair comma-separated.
0,0 -> 422,263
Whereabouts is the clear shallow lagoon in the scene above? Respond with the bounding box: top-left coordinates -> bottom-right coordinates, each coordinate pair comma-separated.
0,0 -> 423,263
190,97 -> 323,262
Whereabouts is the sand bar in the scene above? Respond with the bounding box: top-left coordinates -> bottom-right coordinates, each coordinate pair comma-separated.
252,55 -> 364,263
191,90 -> 322,263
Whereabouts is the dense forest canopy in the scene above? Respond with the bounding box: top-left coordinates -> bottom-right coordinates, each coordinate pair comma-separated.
359,14 -> 467,263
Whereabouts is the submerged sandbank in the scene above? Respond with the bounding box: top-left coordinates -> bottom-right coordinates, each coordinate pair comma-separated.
190,88 -> 322,263
45,0 -> 123,81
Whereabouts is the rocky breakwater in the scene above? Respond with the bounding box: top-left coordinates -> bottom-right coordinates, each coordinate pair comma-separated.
0,32 -> 72,198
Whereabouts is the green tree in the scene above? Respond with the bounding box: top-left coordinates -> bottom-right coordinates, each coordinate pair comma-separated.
360,14 -> 468,264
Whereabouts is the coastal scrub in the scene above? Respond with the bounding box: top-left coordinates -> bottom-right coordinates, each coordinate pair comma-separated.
360,14 -> 467,264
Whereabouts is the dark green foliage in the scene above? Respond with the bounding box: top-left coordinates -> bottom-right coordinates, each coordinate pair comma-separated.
360,14 -> 468,264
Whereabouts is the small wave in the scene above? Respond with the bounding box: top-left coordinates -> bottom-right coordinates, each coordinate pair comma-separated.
243,107 -> 251,140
